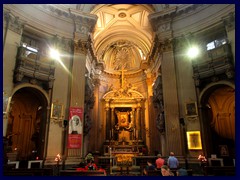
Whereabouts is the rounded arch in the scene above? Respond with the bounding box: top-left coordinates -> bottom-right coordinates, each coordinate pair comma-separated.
199,80 -> 235,104
7,83 -> 50,160
199,80 -> 235,158
11,83 -> 50,105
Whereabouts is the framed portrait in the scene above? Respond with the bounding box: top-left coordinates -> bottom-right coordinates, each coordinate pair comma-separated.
185,101 -> 198,117
186,131 -> 202,150
116,111 -> 130,127
50,102 -> 64,119
219,145 -> 229,156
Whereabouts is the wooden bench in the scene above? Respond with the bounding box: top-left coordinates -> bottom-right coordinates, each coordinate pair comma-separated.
203,166 -> 235,176
147,169 -> 193,176
3,168 -> 53,176
59,170 -> 106,176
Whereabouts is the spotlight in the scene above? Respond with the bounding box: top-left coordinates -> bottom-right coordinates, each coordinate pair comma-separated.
187,46 -> 199,59
50,48 -> 60,60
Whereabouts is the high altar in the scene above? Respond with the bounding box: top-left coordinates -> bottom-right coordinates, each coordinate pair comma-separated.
102,68 -> 147,161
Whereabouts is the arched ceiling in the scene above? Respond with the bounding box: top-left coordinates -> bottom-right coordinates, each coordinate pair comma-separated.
91,4 -> 155,74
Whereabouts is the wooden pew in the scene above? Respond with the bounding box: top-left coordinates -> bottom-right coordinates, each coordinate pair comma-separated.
59,170 -> 106,176
3,168 -> 53,176
203,166 -> 235,176
146,169 -> 193,176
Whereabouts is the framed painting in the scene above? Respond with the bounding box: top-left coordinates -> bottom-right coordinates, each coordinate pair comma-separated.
185,101 -> 198,117
219,145 -> 229,156
186,131 -> 202,150
50,102 -> 64,119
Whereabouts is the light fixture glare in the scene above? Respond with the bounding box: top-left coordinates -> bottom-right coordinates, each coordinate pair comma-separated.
187,46 -> 199,59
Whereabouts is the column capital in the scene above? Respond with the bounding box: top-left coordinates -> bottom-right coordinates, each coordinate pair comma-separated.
69,8 -> 98,40
222,12 -> 235,32
149,6 -> 177,41
4,10 -> 25,35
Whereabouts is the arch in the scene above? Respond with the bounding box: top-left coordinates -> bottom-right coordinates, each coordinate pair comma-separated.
199,80 -> 235,105
7,83 -> 50,160
11,83 -> 50,105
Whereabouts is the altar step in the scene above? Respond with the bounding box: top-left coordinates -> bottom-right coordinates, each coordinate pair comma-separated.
111,165 -> 141,176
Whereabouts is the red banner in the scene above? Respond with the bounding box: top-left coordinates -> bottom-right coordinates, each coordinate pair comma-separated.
68,107 -> 83,149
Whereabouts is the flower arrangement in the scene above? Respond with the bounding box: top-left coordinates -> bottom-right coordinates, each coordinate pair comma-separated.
85,153 -> 94,162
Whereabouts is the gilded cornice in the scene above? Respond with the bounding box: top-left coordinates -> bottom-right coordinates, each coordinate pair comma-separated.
102,69 -> 145,79
4,10 -> 25,35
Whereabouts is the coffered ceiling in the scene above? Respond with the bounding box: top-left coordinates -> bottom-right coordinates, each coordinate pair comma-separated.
91,4 -> 155,74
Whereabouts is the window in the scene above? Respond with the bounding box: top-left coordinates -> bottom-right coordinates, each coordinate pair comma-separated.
206,38 -> 227,50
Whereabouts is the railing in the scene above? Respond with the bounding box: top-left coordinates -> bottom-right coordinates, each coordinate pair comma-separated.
14,46 -> 55,87
192,44 -> 234,80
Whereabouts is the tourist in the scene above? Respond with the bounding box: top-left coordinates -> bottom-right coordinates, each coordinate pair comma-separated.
156,153 -> 165,170
167,152 -> 179,170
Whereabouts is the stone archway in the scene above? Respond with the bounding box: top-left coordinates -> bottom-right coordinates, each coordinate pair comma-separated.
200,84 -> 235,159
6,87 -> 48,160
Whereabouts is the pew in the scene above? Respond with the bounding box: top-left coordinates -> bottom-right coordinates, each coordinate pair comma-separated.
3,168 -> 53,176
59,170 -> 107,176
203,166 -> 235,176
146,169 -> 193,176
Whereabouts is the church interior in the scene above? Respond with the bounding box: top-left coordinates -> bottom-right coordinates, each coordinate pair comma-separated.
3,4 -> 235,176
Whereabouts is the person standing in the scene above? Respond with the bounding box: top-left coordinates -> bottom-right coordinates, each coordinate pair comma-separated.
167,152 -> 179,170
156,154 -> 165,170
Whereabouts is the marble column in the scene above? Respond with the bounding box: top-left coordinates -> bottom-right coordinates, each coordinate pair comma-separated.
136,105 -> 141,139
105,106 -> 110,140
111,108 -> 115,140
68,9 -> 97,158
149,7 -> 183,155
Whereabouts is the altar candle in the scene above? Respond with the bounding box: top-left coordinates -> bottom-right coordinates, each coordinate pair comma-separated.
136,130 -> 138,139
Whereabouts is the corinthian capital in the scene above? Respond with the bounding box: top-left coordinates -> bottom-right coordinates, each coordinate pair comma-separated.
4,10 -> 25,35
222,12 -> 235,32
69,8 -> 98,39
74,39 -> 88,54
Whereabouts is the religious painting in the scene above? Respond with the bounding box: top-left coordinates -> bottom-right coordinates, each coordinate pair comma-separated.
186,131 -> 202,150
219,145 -> 229,156
50,102 -> 64,119
185,101 -> 198,117
116,111 -> 130,127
